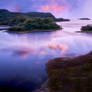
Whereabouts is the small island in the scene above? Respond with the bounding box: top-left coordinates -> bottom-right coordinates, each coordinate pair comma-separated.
81,25 -> 92,32
0,9 -> 70,32
55,18 -> 70,22
8,17 -> 61,32
79,18 -> 90,20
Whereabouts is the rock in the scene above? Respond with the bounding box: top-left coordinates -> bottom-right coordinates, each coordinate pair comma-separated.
55,18 -> 70,22
46,52 -> 92,92
79,18 -> 90,20
81,25 -> 92,32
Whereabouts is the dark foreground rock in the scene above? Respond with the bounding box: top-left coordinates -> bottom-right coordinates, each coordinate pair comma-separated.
46,52 -> 92,92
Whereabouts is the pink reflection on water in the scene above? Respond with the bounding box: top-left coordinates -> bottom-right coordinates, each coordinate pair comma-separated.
48,43 -> 68,55
48,44 -> 57,50
57,44 -> 68,55
13,47 -> 35,59
40,49 -> 46,55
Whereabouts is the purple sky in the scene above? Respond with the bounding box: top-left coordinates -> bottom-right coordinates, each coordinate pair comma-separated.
0,0 -> 91,18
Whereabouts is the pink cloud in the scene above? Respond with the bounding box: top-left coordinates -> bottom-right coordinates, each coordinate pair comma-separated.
13,7 -> 19,12
40,0 -> 67,15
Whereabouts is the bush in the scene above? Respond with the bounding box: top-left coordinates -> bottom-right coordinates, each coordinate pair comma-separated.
8,17 -> 61,32
8,16 -> 28,26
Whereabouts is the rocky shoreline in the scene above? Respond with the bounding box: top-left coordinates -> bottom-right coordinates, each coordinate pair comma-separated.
34,52 -> 92,92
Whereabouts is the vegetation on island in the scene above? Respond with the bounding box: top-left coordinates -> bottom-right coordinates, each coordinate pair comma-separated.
0,9 -> 63,32
8,17 -> 61,32
81,25 -> 92,32
46,52 -> 92,92
0,9 -> 70,22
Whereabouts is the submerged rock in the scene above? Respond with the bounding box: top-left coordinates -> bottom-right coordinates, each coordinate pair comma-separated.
46,52 -> 92,92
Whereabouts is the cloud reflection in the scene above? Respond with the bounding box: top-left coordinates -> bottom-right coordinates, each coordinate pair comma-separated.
12,47 -> 35,58
48,44 -> 68,55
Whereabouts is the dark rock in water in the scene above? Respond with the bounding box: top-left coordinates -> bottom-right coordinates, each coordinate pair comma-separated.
81,25 -> 92,32
46,52 -> 92,92
79,18 -> 90,20
55,18 -> 70,22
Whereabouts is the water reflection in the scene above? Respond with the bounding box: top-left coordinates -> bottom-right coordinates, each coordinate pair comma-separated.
12,47 -> 35,58
0,20 -> 92,91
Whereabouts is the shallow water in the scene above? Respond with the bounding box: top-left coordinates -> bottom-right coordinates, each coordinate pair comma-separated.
0,20 -> 92,91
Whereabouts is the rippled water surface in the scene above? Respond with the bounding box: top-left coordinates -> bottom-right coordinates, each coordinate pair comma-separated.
0,20 -> 92,91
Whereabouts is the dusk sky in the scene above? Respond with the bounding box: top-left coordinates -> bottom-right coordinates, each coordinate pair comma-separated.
0,0 -> 92,18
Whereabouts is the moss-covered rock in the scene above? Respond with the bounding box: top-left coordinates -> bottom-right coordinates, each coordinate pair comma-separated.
46,52 -> 92,92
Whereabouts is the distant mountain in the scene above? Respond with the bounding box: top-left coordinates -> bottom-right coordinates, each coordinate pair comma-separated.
0,9 -> 55,20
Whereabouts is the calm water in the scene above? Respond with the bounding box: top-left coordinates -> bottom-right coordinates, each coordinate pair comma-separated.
0,20 -> 92,91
